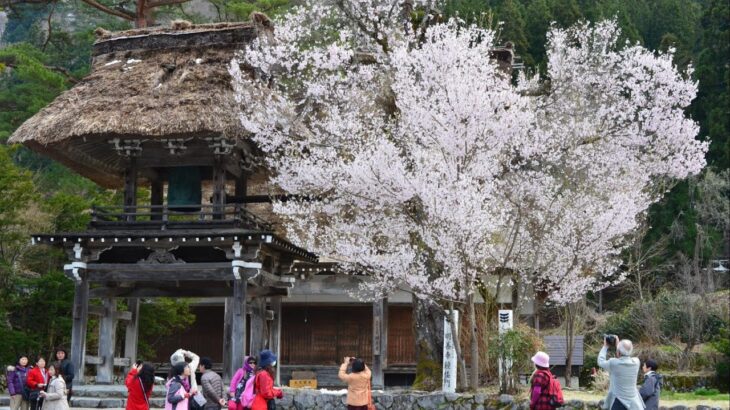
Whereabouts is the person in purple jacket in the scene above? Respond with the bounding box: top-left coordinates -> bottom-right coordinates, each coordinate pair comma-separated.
6,355 -> 31,410
227,356 -> 256,410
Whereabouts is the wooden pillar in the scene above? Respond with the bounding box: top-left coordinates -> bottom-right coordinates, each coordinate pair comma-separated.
228,280 -> 247,381
223,297 -> 234,381
150,178 -> 164,221
269,297 -> 282,385
235,175 -> 247,201
249,297 -> 266,356
97,298 -> 117,384
372,297 -> 388,389
124,298 -> 140,369
212,159 -> 226,220
70,280 -> 89,385
124,158 -> 138,222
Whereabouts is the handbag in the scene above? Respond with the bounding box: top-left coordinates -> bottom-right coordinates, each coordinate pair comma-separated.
367,380 -> 375,410
16,371 -> 31,401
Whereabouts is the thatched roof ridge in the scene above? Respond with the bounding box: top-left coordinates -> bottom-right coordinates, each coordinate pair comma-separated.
7,20 -> 268,186
99,21 -> 255,41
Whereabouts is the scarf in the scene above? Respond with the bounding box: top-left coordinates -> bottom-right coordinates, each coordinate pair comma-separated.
180,376 -> 191,392
243,357 -> 254,375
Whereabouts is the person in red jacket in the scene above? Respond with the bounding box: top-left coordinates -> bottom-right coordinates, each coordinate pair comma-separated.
126,362 -> 155,410
26,357 -> 47,410
250,350 -> 282,410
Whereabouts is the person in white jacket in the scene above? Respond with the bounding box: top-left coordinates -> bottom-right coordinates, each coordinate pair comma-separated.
170,349 -> 200,393
598,337 -> 645,410
39,364 -> 69,410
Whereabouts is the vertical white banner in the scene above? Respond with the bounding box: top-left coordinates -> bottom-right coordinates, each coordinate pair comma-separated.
498,310 -> 514,389
442,310 -> 459,393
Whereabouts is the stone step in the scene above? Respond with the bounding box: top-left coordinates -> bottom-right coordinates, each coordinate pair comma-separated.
72,384 -> 167,398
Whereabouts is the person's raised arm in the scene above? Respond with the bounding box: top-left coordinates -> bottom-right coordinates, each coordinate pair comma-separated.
338,357 -> 352,383
598,341 -> 611,371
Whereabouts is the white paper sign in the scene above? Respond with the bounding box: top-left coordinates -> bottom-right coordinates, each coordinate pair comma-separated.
192,392 -> 206,407
498,310 -> 513,334
442,310 -> 459,393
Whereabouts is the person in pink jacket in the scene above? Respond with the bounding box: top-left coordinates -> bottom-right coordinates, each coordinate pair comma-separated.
227,356 -> 256,410
165,363 -> 197,410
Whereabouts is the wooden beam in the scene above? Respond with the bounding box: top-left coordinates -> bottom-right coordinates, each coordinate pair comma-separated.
124,298 -> 140,370
85,355 -> 132,367
372,297 -> 388,389
88,285 -> 288,298
88,305 -> 132,321
84,263 -> 261,282
97,298 -> 117,384
70,280 -> 89,385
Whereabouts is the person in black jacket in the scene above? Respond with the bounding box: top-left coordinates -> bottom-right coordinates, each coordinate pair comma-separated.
53,348 -> 74,400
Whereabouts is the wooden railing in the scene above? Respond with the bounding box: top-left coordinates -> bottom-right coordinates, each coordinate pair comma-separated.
90,203 -> 271,231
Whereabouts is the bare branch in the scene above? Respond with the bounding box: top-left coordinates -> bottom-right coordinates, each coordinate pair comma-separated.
146,0 -> 190,8
80,0 -> 135,20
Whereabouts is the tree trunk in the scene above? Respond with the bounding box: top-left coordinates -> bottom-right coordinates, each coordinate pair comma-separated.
564,303 -> 575,388
412,295 -> 444,390
468,293 -> 479,390
448,302 -> 468,391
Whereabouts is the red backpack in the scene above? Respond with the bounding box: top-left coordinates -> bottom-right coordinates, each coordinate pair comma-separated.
545,372 -> 564,407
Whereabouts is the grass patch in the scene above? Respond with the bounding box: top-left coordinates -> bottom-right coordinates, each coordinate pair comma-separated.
563,390 -> 730,408
662,388 -> 729,402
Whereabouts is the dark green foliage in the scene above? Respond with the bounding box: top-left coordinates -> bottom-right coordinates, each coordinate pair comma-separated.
0,44 -> 68,141
0,271 -> 75,366
711,327 -> 730,392
137,299 -> 196,360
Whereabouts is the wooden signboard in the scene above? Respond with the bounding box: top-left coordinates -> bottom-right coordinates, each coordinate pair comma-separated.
289,379 -> 317,389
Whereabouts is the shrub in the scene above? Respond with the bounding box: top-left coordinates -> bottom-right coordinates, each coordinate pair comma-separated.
693,387 -> 721,396
579,353 -> 598,388
487,324 -> 543,393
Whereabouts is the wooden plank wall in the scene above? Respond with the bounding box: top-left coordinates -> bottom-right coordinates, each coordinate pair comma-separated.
280,305 -> 415,366
152,304 -> 416,367
543,335 -> 584,366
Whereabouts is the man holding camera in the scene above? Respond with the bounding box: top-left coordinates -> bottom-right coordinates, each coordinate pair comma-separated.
598,335 -> 645,410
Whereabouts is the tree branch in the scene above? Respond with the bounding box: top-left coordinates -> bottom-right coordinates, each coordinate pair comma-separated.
146,0 -> 190,8
80,0 -> 135,20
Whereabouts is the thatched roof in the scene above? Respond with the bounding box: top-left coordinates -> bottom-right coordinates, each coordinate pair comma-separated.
7,20 -> 268,187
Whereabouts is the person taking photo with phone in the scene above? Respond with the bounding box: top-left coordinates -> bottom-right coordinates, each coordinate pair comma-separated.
126,361 -> 155,410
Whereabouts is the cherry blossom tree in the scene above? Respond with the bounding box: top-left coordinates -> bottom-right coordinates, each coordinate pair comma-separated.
230,2 -> 707,389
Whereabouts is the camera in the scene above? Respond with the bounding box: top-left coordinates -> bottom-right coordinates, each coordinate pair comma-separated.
604,334 -> 617,346
349,357 -> 356,363
136,360 -> 143,366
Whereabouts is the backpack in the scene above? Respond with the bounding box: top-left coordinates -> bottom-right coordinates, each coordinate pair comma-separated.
233,373 -> 248,403
240,374 -> 256,408
545,372 -> 564,407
